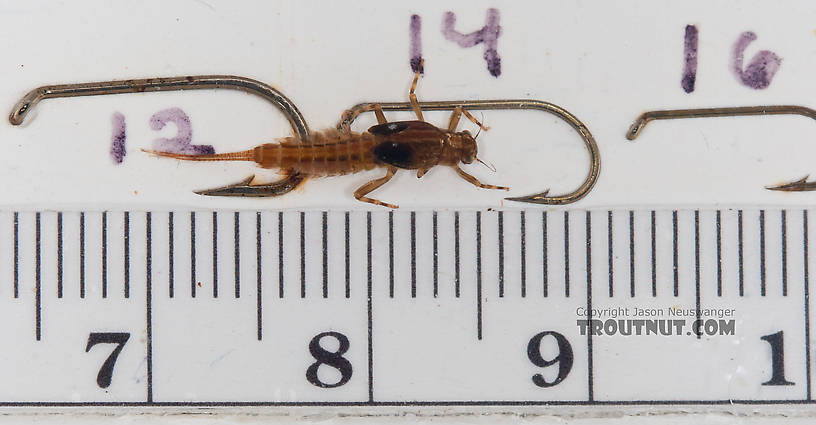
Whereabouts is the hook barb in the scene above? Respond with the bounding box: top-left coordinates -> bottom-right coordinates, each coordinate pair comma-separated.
341,99 -> 600,205
505,189 -> 550,204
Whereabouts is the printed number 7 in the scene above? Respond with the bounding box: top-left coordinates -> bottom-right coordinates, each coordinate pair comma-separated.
85,332 -> 130,389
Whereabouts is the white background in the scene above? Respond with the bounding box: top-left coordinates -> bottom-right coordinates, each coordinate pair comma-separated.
1,1 -> 815,423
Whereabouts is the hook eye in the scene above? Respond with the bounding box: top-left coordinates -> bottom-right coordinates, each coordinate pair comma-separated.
341,99 -> 601,205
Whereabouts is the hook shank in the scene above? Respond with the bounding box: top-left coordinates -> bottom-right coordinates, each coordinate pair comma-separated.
627,105 -> 816,140
341,99 -> 600,205
10,75 -> 309,140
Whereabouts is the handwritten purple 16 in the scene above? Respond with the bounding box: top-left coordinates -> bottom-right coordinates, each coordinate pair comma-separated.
732,31 -> 782,90
681,25 -> 698,93
149,107 -> 214,155
681,26 -> 781,92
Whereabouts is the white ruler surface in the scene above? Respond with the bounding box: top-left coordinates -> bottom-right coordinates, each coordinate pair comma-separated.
0,208 -> 809,407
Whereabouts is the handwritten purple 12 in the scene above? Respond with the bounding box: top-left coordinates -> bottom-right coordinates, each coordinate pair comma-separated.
110,112 -> 126,164
149,107 -> 214,155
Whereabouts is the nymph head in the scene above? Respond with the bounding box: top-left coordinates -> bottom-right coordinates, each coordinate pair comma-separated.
457,130 -> 478,164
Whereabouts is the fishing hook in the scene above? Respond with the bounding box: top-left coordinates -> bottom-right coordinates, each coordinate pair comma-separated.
627,105 -> 816,191
340,99 -> 600,205
9,75 -> 310,195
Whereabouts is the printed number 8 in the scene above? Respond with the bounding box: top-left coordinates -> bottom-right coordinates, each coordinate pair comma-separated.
306,331 -> 353,388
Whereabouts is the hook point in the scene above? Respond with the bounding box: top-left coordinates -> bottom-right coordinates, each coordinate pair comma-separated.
766,175 -> 816,192
505,189 -> 552,204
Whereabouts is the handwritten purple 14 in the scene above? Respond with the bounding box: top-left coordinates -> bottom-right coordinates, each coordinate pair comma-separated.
682,26 -> 781,92
442,8 -> 502,77
410,9 -> 502,77
409,14 -> 423,73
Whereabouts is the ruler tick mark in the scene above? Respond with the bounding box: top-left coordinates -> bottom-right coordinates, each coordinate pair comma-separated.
476,211 -> 483,340
433,211 -> 438,298
695,210 -> 701,340
366,211 -> 373,402
168,212 -> 174,298
257,212 -> 262,341
716,210 -> 722,297
629,211 -> 635,298
345,212 -> 350,299
235,212 -> 241,298
146,212 -> 153,402
608,210 -> 613,298
300,211 -> 305,299
804,210 -> 811,400
564,211 -> 570,298
190,212 -> 196,299
651,210 -> 656,297
454,211 -> 460,298
498,211 -> 504,298
323,211 -> 328,299
411,211 -> 416,298
102,211 -> 108,299
57,212 -> 63,299
124,211 -> 130,299
278,212 -> 284,299
672,210 -> 678,297
760,210 -> 766,297
13,212 -> 18,299
79,212 -> 85,299
738,210 -> 744,297
520,210 -> 526,298
782,210 -> 788,297
586,211 -> 594,401
35,212 -> 41,341
543,211 -> 548,298
389,211 -> 394,298
212,212 -> 218,299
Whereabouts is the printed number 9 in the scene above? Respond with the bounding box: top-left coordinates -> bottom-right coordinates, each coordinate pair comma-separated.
527,331 -> 573,388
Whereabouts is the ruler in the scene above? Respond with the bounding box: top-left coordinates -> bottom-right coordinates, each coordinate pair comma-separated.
0,208 -> 809,407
